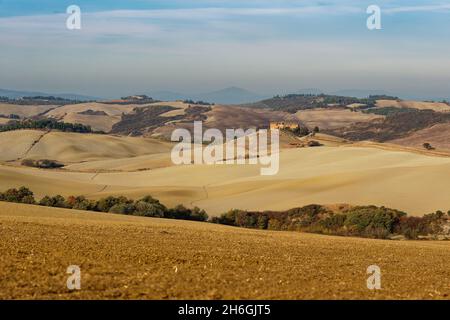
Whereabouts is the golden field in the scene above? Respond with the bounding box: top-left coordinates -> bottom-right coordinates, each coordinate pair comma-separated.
295,108 -> 383,130
1,130 -> 450,216
1,202 -> 450,299
1,123 -> 450,300
376,99 -> 450,112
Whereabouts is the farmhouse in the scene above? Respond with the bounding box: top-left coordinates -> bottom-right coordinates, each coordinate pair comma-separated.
269,121 -> 300,130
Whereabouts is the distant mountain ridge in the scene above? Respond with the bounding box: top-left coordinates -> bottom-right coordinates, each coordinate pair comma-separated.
3,86 -> 448,105
0,88 -> 99,101
294,88 -> 393,99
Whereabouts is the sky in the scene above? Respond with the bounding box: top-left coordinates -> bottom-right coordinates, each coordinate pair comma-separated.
0,0 -> 450,99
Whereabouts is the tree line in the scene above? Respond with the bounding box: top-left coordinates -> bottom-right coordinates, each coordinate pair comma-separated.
0,119 -> 102,133
211,205 -> 450,240
0,187 -> 208,221
2,186 -> 449,240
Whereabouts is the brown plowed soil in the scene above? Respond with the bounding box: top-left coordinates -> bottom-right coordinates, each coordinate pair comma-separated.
1,202 -> 450,300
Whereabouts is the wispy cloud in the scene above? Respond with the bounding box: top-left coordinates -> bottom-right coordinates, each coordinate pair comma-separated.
1,1 -> 450,98
93,6 -> 363,19
385,4 -> 450,14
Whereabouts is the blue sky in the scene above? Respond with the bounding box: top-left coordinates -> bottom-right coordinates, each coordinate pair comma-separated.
1,0 -> 450,99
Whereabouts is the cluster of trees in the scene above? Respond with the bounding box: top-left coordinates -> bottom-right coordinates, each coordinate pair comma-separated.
0,113 -> 20,119
0,187 -> 36,204
21,159 -> 64,169
363,106 -> 414,116
211,205 -> 450,240
285,126 -> 320,137
0,119 -> 99,133
259,94 -> 379,113
367,95 -> 399,100
307,140 -> 322,147
0,96 -> 83,105
183,100 -> 214,106
0,187 -> 208,222
3,187 -> 449,241
288,126 -> 310,137
423,143 -> 435,150
113,95 -> 158,105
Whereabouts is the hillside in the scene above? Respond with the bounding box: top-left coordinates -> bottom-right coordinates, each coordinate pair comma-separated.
0,103 -> 56,118
329,109 -> 450,142
244,94 -> 377,113
44,102 -> 138,132
0,130 -> 173,164
376,99 -> 450,112
1,143 -> 450,216
1,202 -> 450,299
390,123 -> 450,152
295,108 -> 383,130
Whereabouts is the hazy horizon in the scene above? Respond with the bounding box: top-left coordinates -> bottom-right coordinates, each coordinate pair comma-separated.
1,0 -> 450,100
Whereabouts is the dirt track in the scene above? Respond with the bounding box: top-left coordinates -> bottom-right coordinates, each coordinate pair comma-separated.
1,202 -> 450,300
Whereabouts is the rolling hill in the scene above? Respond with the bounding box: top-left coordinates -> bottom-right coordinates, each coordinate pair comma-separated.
0,130 -> 174,164
1,201 -> 450,299
0,131 -> 449,216
0,88 -> 98,101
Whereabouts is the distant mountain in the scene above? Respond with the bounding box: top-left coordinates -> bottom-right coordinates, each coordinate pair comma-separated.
285,88 -> 395,99
149,87 -> 268,104
0,88 -> 99,101
0,88 -> 46,99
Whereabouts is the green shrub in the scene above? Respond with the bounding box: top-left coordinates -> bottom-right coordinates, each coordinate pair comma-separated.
319,214 -> 347,231
212,210 -> 239,226
70,196 -> 95,211
167,204 -> 208,221
0,187 -> 35,204
22,159 -> 65,169
268,218 -> 282,230
138,195 -> 161,205
291,126 -> 310,137
95,196 -> 132,212
307,140 -> 322,147
344,206 -> 406,238
190,207 -> 208,222
109,203 -> 135,215
257,214 -> 269,229
39,195 -> 67,208
133,201 -> 165,217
